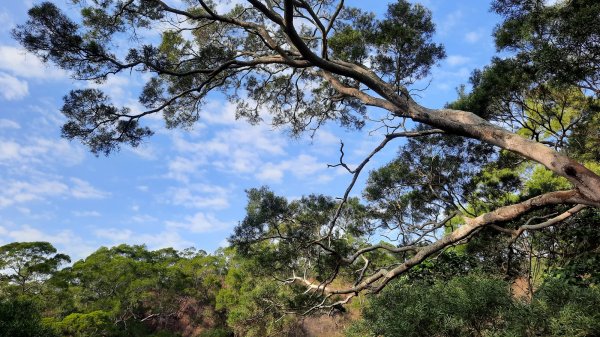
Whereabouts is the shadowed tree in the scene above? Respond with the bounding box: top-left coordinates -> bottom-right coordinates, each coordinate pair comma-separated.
12,0 -> 600,311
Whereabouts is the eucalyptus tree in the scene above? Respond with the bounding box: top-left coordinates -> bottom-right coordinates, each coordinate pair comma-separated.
0,242 -> 70,295
13,0 -> 600,310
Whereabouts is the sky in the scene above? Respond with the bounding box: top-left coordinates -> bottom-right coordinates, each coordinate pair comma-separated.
0,0 -> 503,260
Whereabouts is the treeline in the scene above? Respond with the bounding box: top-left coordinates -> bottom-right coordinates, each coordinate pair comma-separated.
1,206 -> 599,337
0,242 -> 315,337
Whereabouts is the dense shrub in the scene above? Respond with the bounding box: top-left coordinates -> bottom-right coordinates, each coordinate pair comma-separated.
349,275 -> 600,337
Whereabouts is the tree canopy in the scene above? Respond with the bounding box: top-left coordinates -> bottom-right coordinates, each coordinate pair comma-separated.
0,242 -> 70,295
12,0 -> 600,312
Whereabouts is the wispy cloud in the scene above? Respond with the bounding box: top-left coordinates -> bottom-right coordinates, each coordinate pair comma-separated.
438,10 -> 463,35
0,73 -> 28,100
0,177 -> 108,208
464,30 -> 483,43
168,184 -> 231,209
0,137 -> 84,167
0,223 -> 95,261
166,101 -> 289,182
165,212 -> 230,233
0,119 -> 20,129
94,227 -> 195,250
94,228 -> 134,242
70,178 -> 110,199
446,55 -> 471,67
256,154 -> 326,183
72,210 -> 102,217
0,46 -> 66,80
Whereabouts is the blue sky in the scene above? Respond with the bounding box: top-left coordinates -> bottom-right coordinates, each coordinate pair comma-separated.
0,0 -> 502,260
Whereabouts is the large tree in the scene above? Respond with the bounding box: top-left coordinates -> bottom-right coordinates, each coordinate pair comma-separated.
13,0 -> 600,310
0,242 -> 70,295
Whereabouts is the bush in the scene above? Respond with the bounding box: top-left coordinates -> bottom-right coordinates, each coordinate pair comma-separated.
353,274 -> 512,337
501,280 -> 600,337
349,275 -> 600,337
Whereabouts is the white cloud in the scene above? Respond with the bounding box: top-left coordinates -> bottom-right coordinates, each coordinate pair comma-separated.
218,239 -> 230,248
0,180 -> 69,208
438,10 -> 463,35
313,130 -> 340,146
446,55 -> 471,67
0,72 -> 28,100
0,224 -> 95,261
136,231 -> 194,250
465,31 -> 483,43
201,101 -> 239,125
256,154 -> 325,183
94,228 -> 134,242
0,177 -> 107,208
72,210 -> 102,217
256,164 -> 285,182
0,137 -> 84,167
167,156 -> 199,181
0,46 -> 66,80
126,144 -> 157,160
85,74 -> 132,104
544,0 -> 563,6
166,212 -> 230,233
214,0 -> 246,13
70,178 -> 109,199
0,119 -> 20,129
130,214 -> 158,223
169,184 -> 230,209
94,227 -> 194,250
167,108 -> 288,181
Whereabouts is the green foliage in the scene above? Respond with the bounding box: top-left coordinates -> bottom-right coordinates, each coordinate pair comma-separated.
216,252 -> 302,337
8,0 -> 600,335
524,165 -> 571,197
0,241 -> 70,295
28,244 -> 231,337
353,274 -> 512,337
405,251 -> 478,283
371,0 -> 446,85
60,89 -> 153,155
11,0 -> 447,153
198,327 -> 232,337
492,0 -> 600,89
364,133 -> 496,225
537,208 -> 600,287
230,187 -> 371,287
351,274 -> 600,337
499,280 -> 600,337
53,311 -> 117,337
331,0 -> 445,86
0,298 -> 58,337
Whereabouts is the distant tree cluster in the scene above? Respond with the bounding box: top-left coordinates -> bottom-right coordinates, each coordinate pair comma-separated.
0,242 -> 316,337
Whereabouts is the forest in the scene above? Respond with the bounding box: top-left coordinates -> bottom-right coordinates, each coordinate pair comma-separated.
2,0 -> 600,336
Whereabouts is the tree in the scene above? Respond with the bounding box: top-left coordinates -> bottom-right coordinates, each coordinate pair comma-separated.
0,242 -> 70,295
13,0 -> 600,310
0,298 -> 59,337
48,244 -> 230,336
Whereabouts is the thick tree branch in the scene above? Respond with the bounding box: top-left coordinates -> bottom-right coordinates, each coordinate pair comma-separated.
305,189 -> 589,299
490,204 -> 587,242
